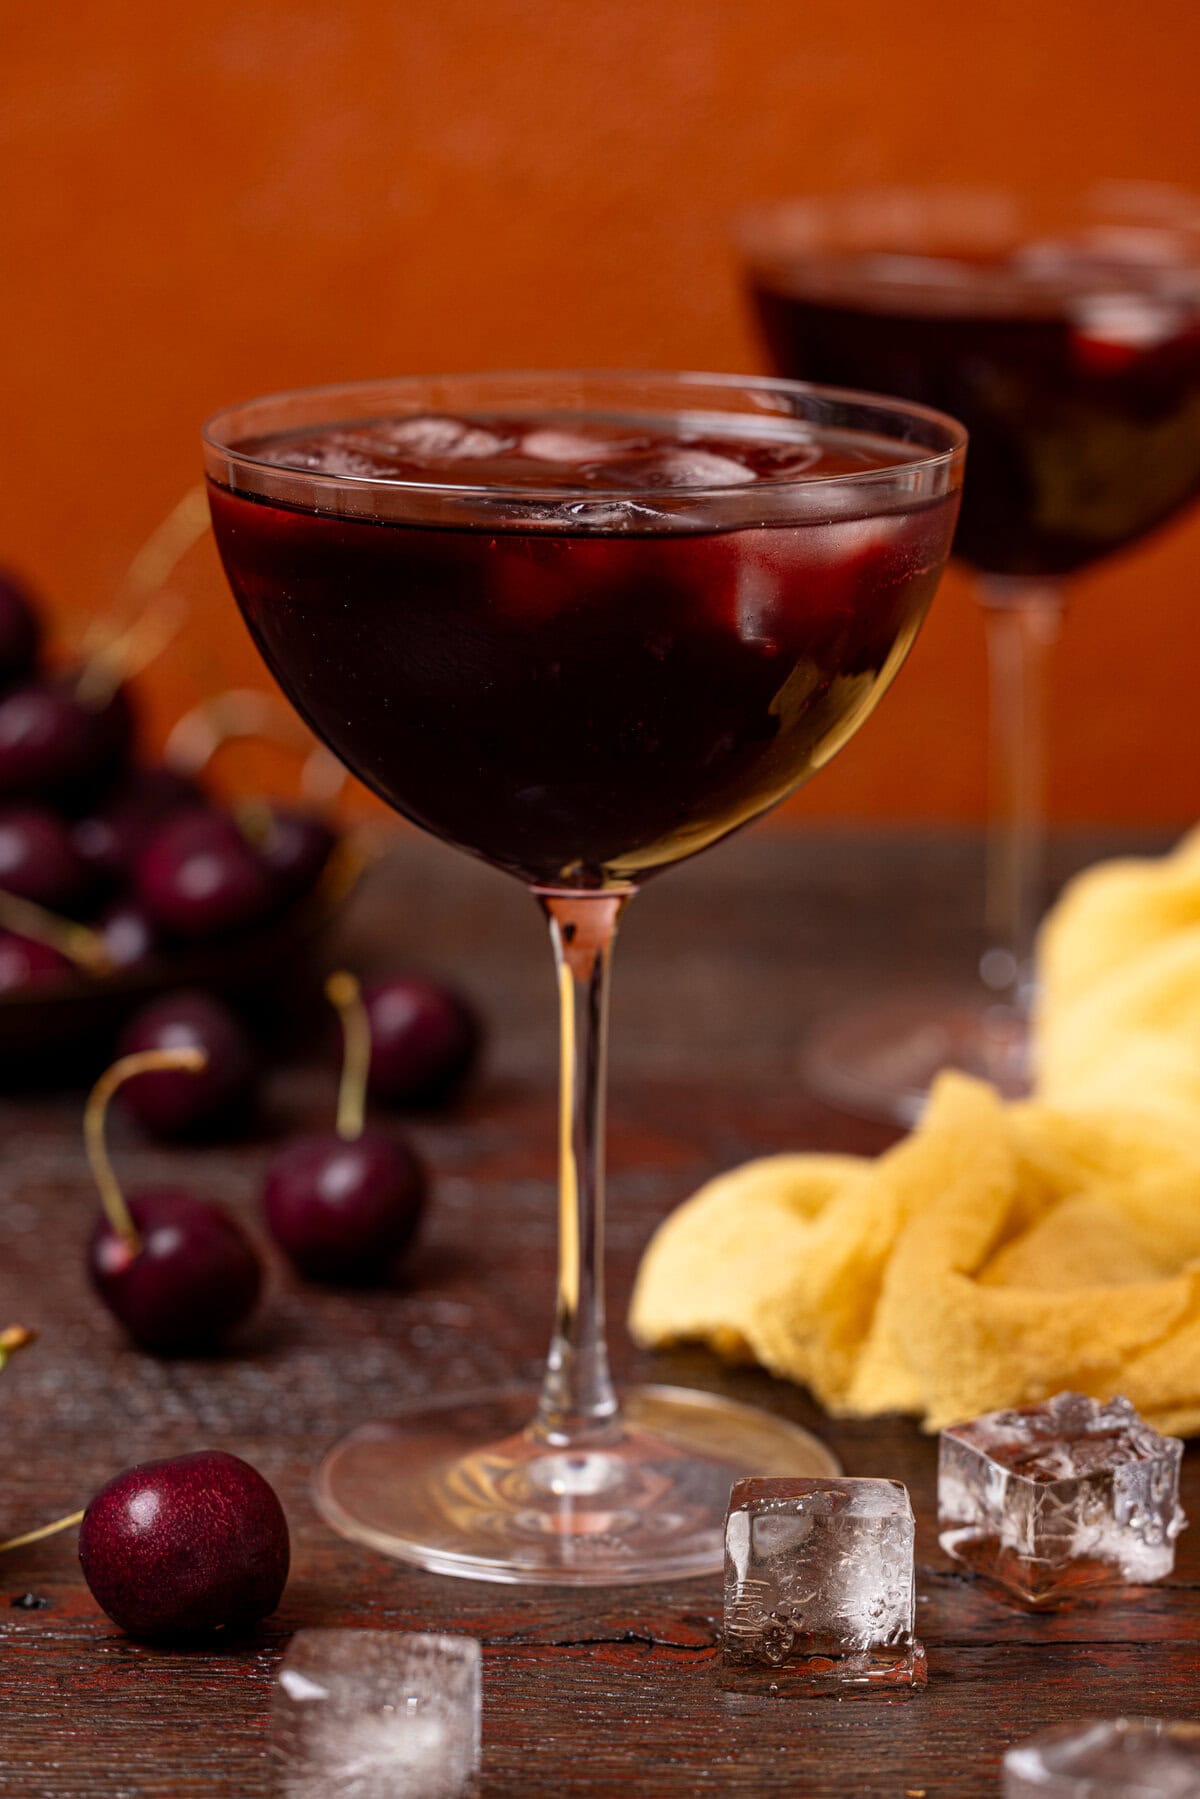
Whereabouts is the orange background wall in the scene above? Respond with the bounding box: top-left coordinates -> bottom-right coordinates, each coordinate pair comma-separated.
4,0 -> 1199,825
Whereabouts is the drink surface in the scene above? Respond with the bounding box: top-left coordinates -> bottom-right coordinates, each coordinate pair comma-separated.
209,410 -> 957,891
750,240 -> 1200,576
234,409 -> 927,495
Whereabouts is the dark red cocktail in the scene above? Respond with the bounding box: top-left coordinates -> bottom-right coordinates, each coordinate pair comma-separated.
749,241 -> 1200,578
742,192 -> 1200,1125
208,409 -> 958,891
203,373 -> 964,1588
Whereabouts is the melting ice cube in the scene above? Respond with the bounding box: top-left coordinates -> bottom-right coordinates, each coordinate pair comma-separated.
370,416 -> 509,461
584,448 -> 758,490
1004,1718 -> 1200,1798
723,1476 -> 926,1691
521,426 -> 623,463
938,1392 -> 1186,1606
271,1629 -> 481,1798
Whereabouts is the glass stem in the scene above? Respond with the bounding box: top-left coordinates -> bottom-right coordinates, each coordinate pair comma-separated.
979,577 -> 1064,1016
532,892 -> 629,1449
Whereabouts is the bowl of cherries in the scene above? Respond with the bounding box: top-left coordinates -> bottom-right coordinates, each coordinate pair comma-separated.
0,566 -> 359,1069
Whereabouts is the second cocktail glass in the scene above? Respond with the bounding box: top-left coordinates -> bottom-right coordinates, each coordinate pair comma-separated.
743,186 -> 1200,1123
203,372 -> 964,1584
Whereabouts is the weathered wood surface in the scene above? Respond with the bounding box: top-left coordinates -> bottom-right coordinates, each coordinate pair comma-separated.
0,828 -> 1189,1797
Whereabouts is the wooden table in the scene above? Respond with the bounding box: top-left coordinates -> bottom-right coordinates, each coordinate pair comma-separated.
1,828 -> 1192,1797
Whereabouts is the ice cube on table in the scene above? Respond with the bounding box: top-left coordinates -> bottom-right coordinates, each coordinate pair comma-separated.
271,1629 -> 481,1798
938,1392 -> 1185,1608
1003,1718 -> 1200,1797
723,1476 -> 926,1691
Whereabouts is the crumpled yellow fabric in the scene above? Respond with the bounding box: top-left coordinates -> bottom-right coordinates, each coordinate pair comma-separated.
629,829 -> 1200,1433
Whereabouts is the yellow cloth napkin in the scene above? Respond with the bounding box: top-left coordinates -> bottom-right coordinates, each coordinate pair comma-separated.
629,831 -> 1200,1433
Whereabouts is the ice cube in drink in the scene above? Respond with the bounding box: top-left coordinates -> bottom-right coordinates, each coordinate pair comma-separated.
209,409 -> 956,893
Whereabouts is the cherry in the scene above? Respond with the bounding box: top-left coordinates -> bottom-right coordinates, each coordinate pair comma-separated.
0,893 -> 114,986
0,676 -> 134,809
364,975 -> 481,1107
115,991 -> 257,1139
0,573 -> 42,690
124,763 -> 206,814
134,810 -> 274,940
263,972 -> 426,1283
85,1046 -> 263,1352
73,765 -> 204,888
90,1190 -> 262,1352
239,801 -> 337,905
0,806 -> 89,911
95,896 -> 159,971
0,931 -> 73,993
78,1451 -> 289,1641
264,1137 -> 425,1284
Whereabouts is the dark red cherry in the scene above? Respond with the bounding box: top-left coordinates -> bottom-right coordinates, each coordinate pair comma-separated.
96,896 -> 159,971
0,931 -> 72,993
73,765 -> 205,887
89,1190 -> 262,1353
80,678 -> 136,779
249,804 -> 337,904
0,806 -> 89,910
122,764 -> 205,815
116,992 -> 257,1138
364,976 -> 481,1107
0,676 -> 134,809
0,572 -> 42,690
261,970 -> 428,1284
78,1450 -> 288,1641
134,810 -> 273,939
263,1132 -> 426,1284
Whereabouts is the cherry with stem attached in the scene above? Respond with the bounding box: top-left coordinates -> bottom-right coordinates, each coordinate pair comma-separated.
86,1047 -> 263,1352
163,688 -> 343,908
0,1449 -> 289,1642
263,971 -> 427,1284
0,890 -> 114,989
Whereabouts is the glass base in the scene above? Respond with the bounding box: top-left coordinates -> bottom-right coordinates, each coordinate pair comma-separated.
805,987 -> 1031,1128
314,1385 -> 839,1586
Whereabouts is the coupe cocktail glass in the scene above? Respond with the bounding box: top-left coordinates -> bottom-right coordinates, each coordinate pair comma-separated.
203,372 -> 964,1584
743,186 -> 1200,1124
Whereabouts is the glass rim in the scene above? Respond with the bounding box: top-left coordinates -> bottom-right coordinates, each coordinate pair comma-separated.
738,183 -> 1200,307
738,179 -> 1200,237
201,369 -> 966,504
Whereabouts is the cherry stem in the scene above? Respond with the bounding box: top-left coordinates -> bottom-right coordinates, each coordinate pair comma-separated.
0,1325 -> 35,1372
0,1335 -> 84,1556
163,689 -> 345,805
325,971 -> 369,1141
77,487 -> 209,710
233,796 -> 275,847
84,1048 -> 208,1252
0,892 -> 113,976
116,486 -> 211,610
76,592 -> 189,710
0,1510 -> 85,1554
